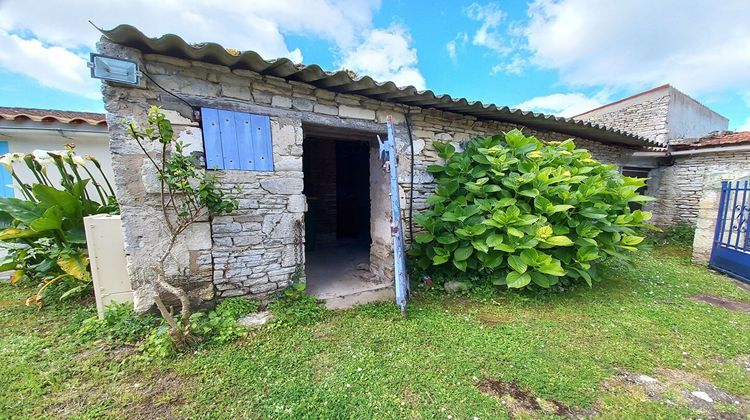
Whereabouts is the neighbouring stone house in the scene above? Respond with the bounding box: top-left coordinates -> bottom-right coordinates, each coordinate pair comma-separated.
95,25 -> 748,309
574,84 -> 729,146
575,86 -> 750,265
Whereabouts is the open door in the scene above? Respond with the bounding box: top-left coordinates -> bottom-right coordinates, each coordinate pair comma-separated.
378,116 -> 409,315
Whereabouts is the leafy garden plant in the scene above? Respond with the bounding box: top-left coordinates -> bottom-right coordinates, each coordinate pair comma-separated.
78,301 -> 160,343
78,297 -> 261,359
0,146 -> 118,305
410,130 -> 656,290
268,282 -> 326,328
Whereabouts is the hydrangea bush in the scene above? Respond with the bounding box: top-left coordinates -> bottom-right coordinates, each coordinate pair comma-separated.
410,129 -> 657,289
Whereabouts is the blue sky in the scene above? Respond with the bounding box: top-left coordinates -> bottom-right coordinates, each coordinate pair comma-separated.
1,0 -> 749,130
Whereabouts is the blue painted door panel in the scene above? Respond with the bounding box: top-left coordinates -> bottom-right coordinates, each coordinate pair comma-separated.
378,116 -> 408,315
0,142 -> 13,197
201,107 -> 273,171
709,181 -> 750,284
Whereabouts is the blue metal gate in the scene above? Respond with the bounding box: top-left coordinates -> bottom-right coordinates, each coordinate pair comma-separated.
709,180 -> 750,283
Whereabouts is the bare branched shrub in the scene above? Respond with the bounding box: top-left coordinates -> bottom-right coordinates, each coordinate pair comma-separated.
126,106 -> 237,349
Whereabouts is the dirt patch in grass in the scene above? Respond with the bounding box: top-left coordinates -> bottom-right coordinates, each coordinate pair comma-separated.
0,299 -> 26,309
735,355 -> 750,373
690,295 -> 750,312
478,378 -> 578,418
730,279 -> 750,293
311,352 -> 335,382
603,368 -> 749,418
477,309 -> 585,326
477,312 -> 514,325
126,372 -> 189,419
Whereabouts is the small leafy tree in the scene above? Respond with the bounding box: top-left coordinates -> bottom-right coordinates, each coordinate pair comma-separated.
126,106 -> 237,349
0,146 -> 118,305
410,130 -> 656,290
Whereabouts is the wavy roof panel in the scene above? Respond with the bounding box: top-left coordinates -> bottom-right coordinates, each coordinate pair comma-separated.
100,24 -> 657,148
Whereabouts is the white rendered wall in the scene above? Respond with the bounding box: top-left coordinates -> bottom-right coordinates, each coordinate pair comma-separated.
0,128 -> 112,198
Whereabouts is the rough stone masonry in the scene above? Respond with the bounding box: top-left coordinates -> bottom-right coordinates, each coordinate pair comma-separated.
98,37 -> 640,310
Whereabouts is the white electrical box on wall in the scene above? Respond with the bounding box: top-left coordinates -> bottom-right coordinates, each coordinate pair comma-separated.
84,214 -> 132,318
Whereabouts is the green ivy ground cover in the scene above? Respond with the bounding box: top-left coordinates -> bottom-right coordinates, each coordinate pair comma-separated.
0,246 -> 748,418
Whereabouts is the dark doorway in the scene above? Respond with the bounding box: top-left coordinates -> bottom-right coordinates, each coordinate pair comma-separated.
302,138 -> 370,249
335,141 -> 370,242
622,166 -> 651,211
303,134 -> 378,303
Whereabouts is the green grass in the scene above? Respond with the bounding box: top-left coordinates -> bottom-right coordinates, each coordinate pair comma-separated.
1,246 -> 748,418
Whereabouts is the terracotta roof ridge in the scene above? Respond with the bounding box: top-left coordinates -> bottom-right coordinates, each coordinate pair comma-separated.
0,107 -> 107,126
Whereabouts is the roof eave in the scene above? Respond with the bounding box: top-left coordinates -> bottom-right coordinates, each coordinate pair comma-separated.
100,24 -> 657,148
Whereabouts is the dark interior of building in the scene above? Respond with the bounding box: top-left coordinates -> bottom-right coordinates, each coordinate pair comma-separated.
303,136 -> 373,298
303,138 -> 370,248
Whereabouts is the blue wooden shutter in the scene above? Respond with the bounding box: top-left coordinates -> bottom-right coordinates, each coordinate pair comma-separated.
234,113 -> 256,171
201,107 -> 273,171
201,108 -> 224,170
250,114 -> 273,171
0,142 -> 13,197
217,109 -> 240,170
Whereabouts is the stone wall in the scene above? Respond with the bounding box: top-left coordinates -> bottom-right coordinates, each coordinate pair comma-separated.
98,37 -> 640,308
210,118 -> 305,298
576,86 -> 728,147
578,90 -> 671,145
649,151 -> 750,227
98,43 -> 215,312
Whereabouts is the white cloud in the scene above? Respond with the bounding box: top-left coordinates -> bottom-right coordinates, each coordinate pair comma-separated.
491,55 -> 525,76
339,25 -> 426,89
446,33 -> 468,64
522,0 -> 750,95
0,0 -> 381,58
0,32 -> 99,98
446,41 -> 458,63
465,2 -> 509,54
737,117 -> 750,132
513,92 -> 608,117
0,0 -> 430,99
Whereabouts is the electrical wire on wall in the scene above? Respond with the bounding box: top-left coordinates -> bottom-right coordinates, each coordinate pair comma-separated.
140,70 -> 200,121
405,114 -> 415,244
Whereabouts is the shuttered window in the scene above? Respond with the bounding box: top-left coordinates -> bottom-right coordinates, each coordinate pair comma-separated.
201,107 -> 273,171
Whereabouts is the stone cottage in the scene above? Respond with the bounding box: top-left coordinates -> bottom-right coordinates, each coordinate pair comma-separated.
575,85 -> 750,265
95,25 -> 746,310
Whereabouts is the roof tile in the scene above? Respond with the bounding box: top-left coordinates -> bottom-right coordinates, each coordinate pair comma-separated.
0,107 -> 107,126
673,131 -> 750,149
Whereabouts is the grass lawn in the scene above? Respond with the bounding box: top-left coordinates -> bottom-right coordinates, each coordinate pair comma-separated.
1,246 -> 749,418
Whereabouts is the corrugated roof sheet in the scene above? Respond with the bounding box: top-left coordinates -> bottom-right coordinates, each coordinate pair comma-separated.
0,107 -> 107,126
100,24 -> 657,148
672,131 -> 750,149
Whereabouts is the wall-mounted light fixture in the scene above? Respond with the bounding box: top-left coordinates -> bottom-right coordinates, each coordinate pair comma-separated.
88,53 -> 141,85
